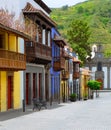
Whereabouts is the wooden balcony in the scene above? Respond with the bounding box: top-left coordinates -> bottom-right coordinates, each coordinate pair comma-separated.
26,41 -> 52,64
53,57 -> 65,71
73,72 -> 80,79
0,50 -> 26,71
62,71 -> 69,80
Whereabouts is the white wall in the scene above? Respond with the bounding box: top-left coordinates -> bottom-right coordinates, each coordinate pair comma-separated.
92,67 -> 96,80
103,67 -> 107,89
18,38 -> 24,54
110,67 -> 111,88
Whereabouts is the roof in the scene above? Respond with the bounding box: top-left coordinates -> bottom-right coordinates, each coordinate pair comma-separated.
53,36 -> 67,47
22,2 -> 56,27
80,68 -> 92,76
0,22 -> 30,39
34,0 -> 51,14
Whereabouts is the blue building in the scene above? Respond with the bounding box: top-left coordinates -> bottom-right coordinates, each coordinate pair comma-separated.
50,28 -> 61,103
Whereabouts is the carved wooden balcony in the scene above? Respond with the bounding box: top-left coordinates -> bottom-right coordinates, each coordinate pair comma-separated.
62,71 -> 69,80
53,57 -> 65,71
73,72 -> 80,79
26,41 -> 52,64
0,50 -> 26,71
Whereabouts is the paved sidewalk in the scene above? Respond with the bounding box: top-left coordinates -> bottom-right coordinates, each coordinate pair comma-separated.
0,101 -> 63,121
0,93 -> 111,130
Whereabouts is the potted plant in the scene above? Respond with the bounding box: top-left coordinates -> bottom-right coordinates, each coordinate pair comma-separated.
83,93 -> 88,100
69,93 -> 77,102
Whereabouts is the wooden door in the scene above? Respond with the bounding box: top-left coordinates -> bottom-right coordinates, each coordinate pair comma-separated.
39,73 -> 42,99
45,73 -> 49,101
33,73 -> 36,98
8,76 -> 13,109
26,73 -> 29,105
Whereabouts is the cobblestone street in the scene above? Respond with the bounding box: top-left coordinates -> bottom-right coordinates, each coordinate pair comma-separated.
0,93 -> 111,130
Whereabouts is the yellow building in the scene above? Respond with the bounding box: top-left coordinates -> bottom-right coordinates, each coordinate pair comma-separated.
60,46 -> 72,102
80,68 -> 92,100
0,23 -> 29,112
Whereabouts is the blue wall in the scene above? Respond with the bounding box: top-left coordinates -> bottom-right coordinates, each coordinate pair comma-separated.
50,28 -> 60,97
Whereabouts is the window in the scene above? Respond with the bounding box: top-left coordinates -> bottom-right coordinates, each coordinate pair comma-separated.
97,62 -> 102,71
48,31 -> 50,47
0,34 -> 4,48
36,29 -> 39,42
42,29 -> 45,45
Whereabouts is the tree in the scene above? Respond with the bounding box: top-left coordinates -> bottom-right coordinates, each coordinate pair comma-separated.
0,9 -> 25,33
67,19 -> 91,65
77,6 -> 84,14
87,80 -> 101,98
62,5 -> 68,10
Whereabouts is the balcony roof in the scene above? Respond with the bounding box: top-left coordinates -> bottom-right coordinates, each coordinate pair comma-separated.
22,2 -> 56,27
34,0 -> 51,14
53,36 -> 67,47
0,22 -> 30,39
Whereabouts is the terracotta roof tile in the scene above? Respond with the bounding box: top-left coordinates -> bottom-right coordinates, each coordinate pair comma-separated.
22,3 -> 56,27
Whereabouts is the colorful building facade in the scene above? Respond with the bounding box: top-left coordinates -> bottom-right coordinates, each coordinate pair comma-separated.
80,68 -> 91,99
0,23 -> 28,112
22,1 -> 56,105
50,28 -> 61,103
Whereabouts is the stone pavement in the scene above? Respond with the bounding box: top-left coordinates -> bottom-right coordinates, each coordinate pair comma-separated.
0,93 -> 111,130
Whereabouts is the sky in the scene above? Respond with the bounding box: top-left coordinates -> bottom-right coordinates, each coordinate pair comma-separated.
43,0 -> 87,8
0,0 -> 87,17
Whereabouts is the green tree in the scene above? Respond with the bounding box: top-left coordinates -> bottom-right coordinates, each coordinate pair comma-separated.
62,5 -> 68,10
77,6 -> 84,14
67,19 -> 91,65
87,80 -> 101,98
87,80 -> 101,90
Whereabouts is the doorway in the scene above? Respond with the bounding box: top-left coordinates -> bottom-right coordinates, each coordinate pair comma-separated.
26,73 -> 29,105
45,73 -> 49,101
38,73 -> 42,99
33,73 -> 37,98
7,76 -> 13,109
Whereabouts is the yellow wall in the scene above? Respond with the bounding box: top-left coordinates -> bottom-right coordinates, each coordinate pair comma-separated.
60,81 -> 68,100
0,72 -> 7,112
0,29 -> 24,111
5,33 -> 8,50
4,32 -> 17,52
13,72 -> 21,109
0,33 -> 22,111
80,74 -> 89,99
9,35 -> 16,51
80,74 -> 84,98
0,71 -> 21,111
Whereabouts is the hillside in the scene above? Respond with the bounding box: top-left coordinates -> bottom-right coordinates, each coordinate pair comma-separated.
51,0 -> 111,57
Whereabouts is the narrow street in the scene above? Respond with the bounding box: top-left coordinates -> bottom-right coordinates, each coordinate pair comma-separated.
0,93 -> 111,130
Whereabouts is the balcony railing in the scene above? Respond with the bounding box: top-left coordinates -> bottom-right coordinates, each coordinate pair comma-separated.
26,41 -> 52,63
62,71 -> 69,80
53,57 -> 65,71
73,72 -> 80,79
0,49 -> 26,70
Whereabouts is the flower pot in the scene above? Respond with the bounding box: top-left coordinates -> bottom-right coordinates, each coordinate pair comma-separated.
70,98 -> 76,102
